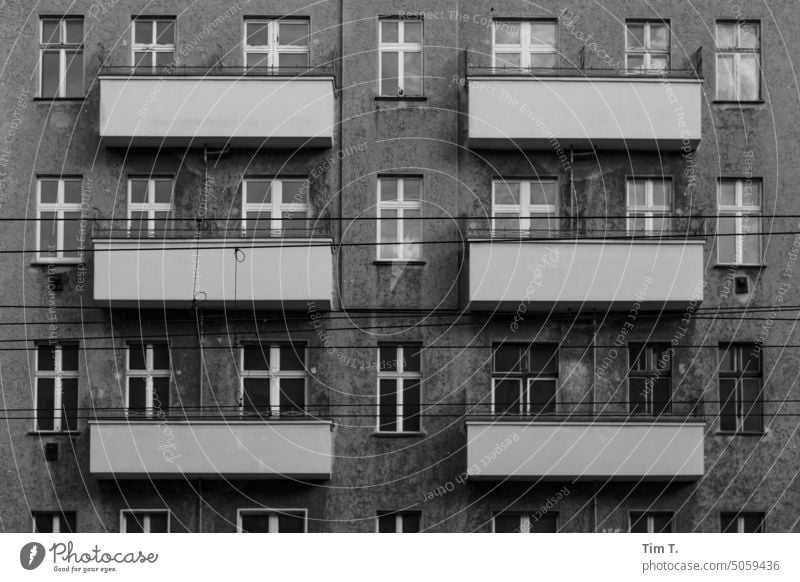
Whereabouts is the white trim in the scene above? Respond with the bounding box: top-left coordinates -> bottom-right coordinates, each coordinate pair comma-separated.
626,177 -> 673,234
378,19 -> 424,96
125,342 -> 170,417
34,344 -> 79,433
492,20 -> 557,69
715,21 -> 761,101
376,345 -> 422,433
38,16 -> 84,98
624,20 -> 671,71
242,178 -> 309,235
716,178 -> 762,265
36,177 -> 83,262
236,508 -> 308,533
376,177 -> 422,260
628,510 -> 675,533
491,178 -> 558,234
132,17 -> 176,70
243,18 -> 310,69
127,177 -> 174,237
238,344 -> 308,417
120,509 -> 171,533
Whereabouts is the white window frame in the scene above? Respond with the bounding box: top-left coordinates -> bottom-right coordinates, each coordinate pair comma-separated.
377,345 -> 422,433
626,178 -> 673,234
715,21 -> 761,101
126,343 -> 170,417
243,19 -> 310,70
722,512 -> 764,533
32,512 -> 74,533
34,344 -> 79,433
376,511 -> 421,533
491,344 -> 558,415
492,179 -> 558,235
379,19 -> 424,96
236,508 -> 308,533
241,178 -> 309,235
625,20 -> 670,71
132,17 -> 176,70
377,177 -> 422,261
120,510 -> 171,533
492,20 -> 557,69
36,177 -> 83,263
127,177 -> 173,237
39,16 -> 84,98
717,178 -> 762,265
238,344 -> 308,417
629,511 -> 674,533
492,512 -> 559,533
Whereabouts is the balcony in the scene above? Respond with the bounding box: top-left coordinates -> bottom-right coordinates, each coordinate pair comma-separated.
89,417 -> 333,479
99,67 -> 335,148
467,229 -> 705,312
466,419 -> 705,481
92,223 -> 334,309
467,67 -> 702,150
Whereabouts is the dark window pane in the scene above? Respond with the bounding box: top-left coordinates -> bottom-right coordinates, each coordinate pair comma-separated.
246,22 -> 269,46
377,513 -> 396,533
629,377 -> 648,415
39,211 -> 57,257
152,377 -> 170,413
128,344 -> 146,370
379,379 -> 397,432
41,20 -> 60,44
243,378 -> 270,413
743,513 -> 764,533
34,513 -> 54,533
741,347 -> 761,373
154,180 -> 172,204
64,180 -> 82,204
61,378 -> 78,431
379,346 -> 397,371
403,380 -> 421,432
279,345 -> 305,371
741,378 -> 763,433
530,379 -> 556,414
152,344 -> 170,369
125,513 -> 145,533
629,344 -> 646,371
719,378 -> 738,432
41,51 -> 60,97
402,513 -> 421,533
652,513 -> 673,533
134,20 -> 153,44
651,377 -> 672,415
241,513 -> 269,533
156,20 -> 175,44
65,50 -> 83,97
40,179 -> 59,203
61,344 -> 79,371
62,512 -> 77,533
130,180 -> 148,203
630,512 -> 648,533
494,344 -> 521,372
36,378 -> 55,431
720,512 -> 738,533
531,344 -> 558,374
279,378 -> 305,416
494,513 -> 520,533
494,379 -> 521,415
404,345 -> 421,372
381,52 -> 399,95
128,378 -> 147,412
65,19 -> 83,44
148,512 -> 169,533
243,345 -> 269,370
155,51 -> 174,68
63,211 -> 81,258
38,345 -> 55,371
531,513 -> 558,533
278,512 -> 305,533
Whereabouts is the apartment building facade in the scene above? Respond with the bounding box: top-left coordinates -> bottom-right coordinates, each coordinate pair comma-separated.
0,0 -> 798,533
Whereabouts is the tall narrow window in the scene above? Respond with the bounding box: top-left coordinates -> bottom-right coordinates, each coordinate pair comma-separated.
379,19 -> 423,96
242,179 -> 309,235
377,344 -> 422,433
718,344 -> 763,434
493,179 -> 558,235
128,177 -> 173,237
377,177 -> 422,260
40,17 -> 83,98
625,20 -> 670,72
133,17 -> 176,71
238,509 -> 306,533
127,343 -> 170,417
716,21 -> 761,101
630,511 -> 673,533
37,177 -> 82,262
628,344 -> 672,416
492,20 -> 557,69
717,178 -> 761,265
492,344 -> 558,416
721,512 -> 765,533
494,512 -> 558,533
35,344 -> 79,433
626,178 -> 672,235
244,19 -> 310,70
33,511 -> 76,533
377,511 -> 421,533
122,511 -> 170,533
240,344 -> 307,417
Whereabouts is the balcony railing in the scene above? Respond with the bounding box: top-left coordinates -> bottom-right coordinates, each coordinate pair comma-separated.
99,65 -> 336,78
468,65 -> 701,79
90,217 -> 332,240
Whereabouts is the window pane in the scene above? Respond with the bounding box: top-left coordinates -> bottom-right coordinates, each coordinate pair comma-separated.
378,514 -> 397,533
743,513 -> 764,533
719,378 -> 738,432
531,344 -> 557,374
494,514 -> 520,533
495,213 -> 520,232
65,50 -> 83,97
63,211 -> 81,258
403,380 -> 421,432
40,180 -> 59,204
650,24 -> 669,50
495,182 -> 520,205
39,212 -> 58,256
130,180 -> 148,204
741,215 -> 760,264
42,20 -> 60,44
381,52 -> 399,95
717,216 -> 736,263
530,23 -> 556,48
246,52 -> 270,69
403,51 -> 422,95
494,344 -> 521,372
716,23 -> 736,49
280,345 -> 305,370
152,377 -> 170,412
62,180 -> 82,204
531,513 -> 558,533
134,21 -> 153,45
494,379 -> 521,415
243,346 -> 269,370
278,512 -> 305,533
716,54 -> 735,100
404,345 -> 421,372
38,345 -> 56,371
36,378 -> 55,431
627,54 -> 645,70
652,513 -> 673,533
630,512 -> 648,533
155,51 -> 174,68
626,23 -> 645,49
402,513 -> 421,533
739,23 -> 760,49
243,378 -> 270,412
149,513 -> 169,533
278,53 -> 308,68
379,209 -> 398,259
247,22 -> 270,46
61,513 -> 76,533
381,21 -> 399,43
720,513 -> 738,533
125,513 -> 145,533
281,181 -> 306,204
380,346 -> 397,371
652,181 -> 670,206
403,179 -> 421,201
246,180 -> 272,205
650,54 -> 669,70
65,19 -> 83,44
279,22 -> 309,46
495,22 -> 521,45
403,209 -> 421,259
34,513 -> 55,533
153,179 -> 171,204
279,378 -> 305,416
380,179 -> 398,201
134,52 -> 151,69
743,181 -> 761,207
379,379 -> 398,431
61,344 -> 79,371
629,378 -> 648,415
718,181 -> 737,206
529,52 -> 556,68
404,21 -> 422,44
156,20 -> 175,45
741,378 -> 763,433
61,378 -> 78,431
530,379 -> 556,414
652,377 -> 672,415
41,51 -> 60,98
128,378 -> 147,411
128,344 -> 147,369
495,52 -> 521,68
738,54 -> 760,101
241,513 -> 269,533
530,181 -> 556,206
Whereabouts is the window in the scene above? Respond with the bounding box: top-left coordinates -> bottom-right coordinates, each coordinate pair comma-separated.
121,510 -> 170,533
35,344 -> 79,432
493,20 -> 557,69
377,511 -> 421,533
630,511 -> 673,533
242,179 -> 309,235
127,343 -> 170,417
718,344 -> 763,434
717,178 -> 761,265
377,177 -> 422,260
377,345 -> 422,433
716,21 -> 760,101
40,17 -> 83,98
244,19 -> 310,70
240,344 -> 307,417
37,177 -> 82,262
379,19 -> 423,96
493,344 -> 558,416
626,178 -> 672,235
625,21 -> 670,71
238,509 -> 306,533
628,344 -> 672,415
133,17 -> 176,71
128,178 -> 173,237
494,512 -> 558,533
33,511 -> 76,533
493,179 -> 558,235
721,512 -> 764,533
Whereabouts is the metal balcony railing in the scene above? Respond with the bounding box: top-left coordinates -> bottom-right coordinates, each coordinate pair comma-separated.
90,217 -> 332,240
99,65 -> 335,77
